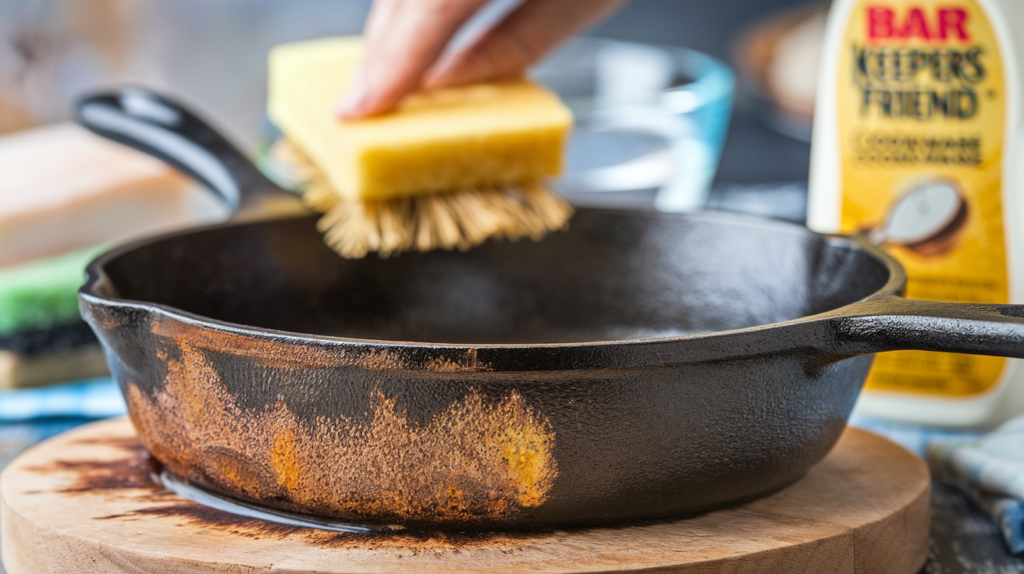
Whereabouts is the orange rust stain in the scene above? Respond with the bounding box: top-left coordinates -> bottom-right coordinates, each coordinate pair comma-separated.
126,341 -> 556,525
148,317 -> 490,372
217,458 -> 254,493
423,349 -> 484,373
502,429 -> 551,507
445,488 -> 466,514
270,428 -> 302,492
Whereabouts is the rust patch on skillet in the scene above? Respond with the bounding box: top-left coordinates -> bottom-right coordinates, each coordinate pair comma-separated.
149,317 -> 491,372
24,436 -> 548,554
423,349 -> 485,373
126,341 -> 557,526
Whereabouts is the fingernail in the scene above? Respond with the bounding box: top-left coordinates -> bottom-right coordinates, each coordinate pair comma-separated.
335,76 -> 369,119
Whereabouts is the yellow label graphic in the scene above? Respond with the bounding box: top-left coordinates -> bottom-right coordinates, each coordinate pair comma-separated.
838,0 -> 1008,396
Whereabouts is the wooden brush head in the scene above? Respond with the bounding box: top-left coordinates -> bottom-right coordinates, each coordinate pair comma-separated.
270,139 -> 573,258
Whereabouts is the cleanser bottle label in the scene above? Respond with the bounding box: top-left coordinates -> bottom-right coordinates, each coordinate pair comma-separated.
838,0 -> 1008,396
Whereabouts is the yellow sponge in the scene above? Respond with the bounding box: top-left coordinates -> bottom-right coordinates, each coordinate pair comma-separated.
267,37 -> 572,201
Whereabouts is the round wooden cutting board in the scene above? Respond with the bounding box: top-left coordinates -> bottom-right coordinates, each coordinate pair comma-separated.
0,418 -> 929,574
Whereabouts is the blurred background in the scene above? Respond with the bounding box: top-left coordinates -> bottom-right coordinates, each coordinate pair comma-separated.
0,0 -> 822,201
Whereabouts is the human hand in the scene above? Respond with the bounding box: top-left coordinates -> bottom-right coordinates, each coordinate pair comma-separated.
337,0 -> 628,119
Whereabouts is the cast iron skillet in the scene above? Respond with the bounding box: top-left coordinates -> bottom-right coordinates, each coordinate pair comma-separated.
76,89 -> 1024,531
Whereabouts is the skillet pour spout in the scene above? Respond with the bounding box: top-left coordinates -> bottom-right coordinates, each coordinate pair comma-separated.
76,88 -> 1024,530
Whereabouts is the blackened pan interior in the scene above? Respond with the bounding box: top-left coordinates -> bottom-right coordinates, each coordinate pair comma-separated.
96,209 -> 890,344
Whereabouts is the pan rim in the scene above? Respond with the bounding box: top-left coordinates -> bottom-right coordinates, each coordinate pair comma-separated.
78,208 -> 907,352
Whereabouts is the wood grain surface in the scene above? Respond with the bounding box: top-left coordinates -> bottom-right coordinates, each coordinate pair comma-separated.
0,418 -> 929,574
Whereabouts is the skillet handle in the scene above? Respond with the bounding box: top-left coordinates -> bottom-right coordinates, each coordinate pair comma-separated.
75,88 -> 305,218
827,296 -> 1024,358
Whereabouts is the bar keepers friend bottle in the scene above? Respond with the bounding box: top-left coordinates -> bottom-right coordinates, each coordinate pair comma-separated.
809,0 -> 1024,427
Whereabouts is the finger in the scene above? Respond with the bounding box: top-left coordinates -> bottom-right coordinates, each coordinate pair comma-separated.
338,0 -> 490,119
362,0 -> 404,41
336,0 -> 404,114
423,0 -> 628,89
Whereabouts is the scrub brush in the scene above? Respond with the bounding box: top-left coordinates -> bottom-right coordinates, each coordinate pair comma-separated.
267,37 -> 574,259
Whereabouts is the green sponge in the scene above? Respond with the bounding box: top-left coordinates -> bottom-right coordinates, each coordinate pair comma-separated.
0,245 -> 108,336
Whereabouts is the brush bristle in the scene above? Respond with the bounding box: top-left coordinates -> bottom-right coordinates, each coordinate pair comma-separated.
270,139 -> 573,259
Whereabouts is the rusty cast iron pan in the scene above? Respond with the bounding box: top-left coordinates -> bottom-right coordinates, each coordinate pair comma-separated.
75,89 -> 1024,531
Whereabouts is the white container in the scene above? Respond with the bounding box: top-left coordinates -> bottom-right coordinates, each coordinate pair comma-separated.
809,0 -> 1024,427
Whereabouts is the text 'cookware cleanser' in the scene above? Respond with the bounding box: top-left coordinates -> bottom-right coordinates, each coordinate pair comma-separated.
809,0 -> 1024,427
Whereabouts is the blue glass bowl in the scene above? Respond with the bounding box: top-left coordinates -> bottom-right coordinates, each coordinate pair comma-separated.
532,37 -> 735,211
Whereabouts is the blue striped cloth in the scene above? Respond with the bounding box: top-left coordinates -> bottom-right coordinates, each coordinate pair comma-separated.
0,378 -> 126,421
927,416 -> 1024,555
